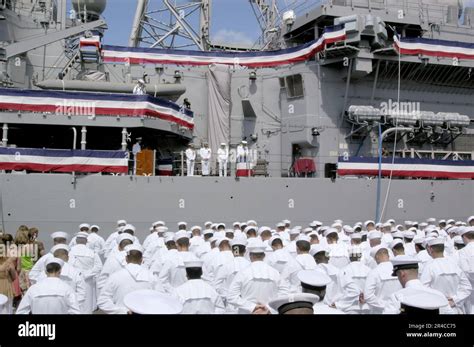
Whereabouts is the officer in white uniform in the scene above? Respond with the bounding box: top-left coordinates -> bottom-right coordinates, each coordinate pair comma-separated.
174,260 -> 225,314
16,258 -> 81,314
98,245 -> 164,314
384,255 -> 449,314
217,143 -> 228,177
185,144 -> 196,176
69,231 -> 103,313
227,240 -> 289,314
420,238 -> 472,314
199,143 -> 212,176
363,245 -> 402,313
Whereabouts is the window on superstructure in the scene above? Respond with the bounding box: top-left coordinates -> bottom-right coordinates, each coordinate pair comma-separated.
285,74 -> 304,98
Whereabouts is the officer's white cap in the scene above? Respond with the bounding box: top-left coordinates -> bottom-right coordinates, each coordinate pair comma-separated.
268,293 -> 319,314
400,289 -> 448,310
51,231 -> 68,240
367,230 -> 382,240
390,255 -> 421,275
297,269 -> 331,287
124,290 -> 183,314
124,244 -> 143,255
50,244 -> 69,254
46,257 -> 64,268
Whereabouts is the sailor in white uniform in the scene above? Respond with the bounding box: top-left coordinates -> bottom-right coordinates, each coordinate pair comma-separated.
363,245 -> 402,313
199,143 -> 212,176
16,258 -> 81,314
175,260 -> 225,314
88,225 -> 106,258
68,223 -> 90,248
97,245 -> 164,314
325,228 -> 350,269
29,231 -> 69,284
97,233 -> 134,293
227,240 -> 289,314
457,226 -> 474,313
158,231 -> 199,292
217,143 -> 228,177
281,235 -> 316,293
266,235 -> 293,274
185,144 -> 196,176
384,255 -> 449,314
69,231 -> 103,313
420,238 -> 472,314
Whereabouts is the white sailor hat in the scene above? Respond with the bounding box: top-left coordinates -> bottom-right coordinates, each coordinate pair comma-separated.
296,235 -> 310,243
282,219 -> 291,225
427,238 -> 444,247
342,225 -> 354,234
90,225 -> 100,231
244,226 -> 257,234
152,221 -> 165,227
79,223 -> 90,230
209,235 -> 223,244
413,236 -> 424,245
348,245 -> 363,255
220,142 -> 226,146
323,228 -> 338,238
211,223 -> 218,229
46,257 -> 64,268
216,237 -> 231,247
0,294 -> 7,306
164,233 -> 175,244
156,226 -> 168,233
403,230 -> 416,239
459,226 -> 474,237
308,231 -> 319,238
314,221 -> 323,226
241,140 -> 248,144
51,231 -> 68,240
455,221 -> 463,226
247,239 -> 266,253
203,229 -> 214,236
447,226 -> 458,234
389,239 -> 404,250
404,220 -> 412,226
427,218 -> 436,223
269,293 -> 319,314
204,221 -> 213,227
438,219 -> 446,224
370,245 -> 388,258
309,244 -> 329,257
303,227 -> 313,234
309,221 -> 318,227
298,269 -> 332,287
382,222 -> 392,228
350,232 -> 362,240
276,222 -> 285,228
173,230 -> 189,242
149,227 -> 154,232
269,235 -> 282,246
375,223 -> 383,229
124,244 -> 143,255
400,289 -> 448,312
190,225 -> 202,232
184,260 -> 203,268
76,231 -> 89,239
367,230 -> 382,240
225,229 -> 234,235
50,244 -> 69,254
387,219 -> 396,224
467,216 -> 474,224
217,223 -> 226,229
124,289 -> 183,314
123,224 -> 136,233
364,220 -> 375,228
334,219 -> 343,224
257,226 -> 271,235
247,220 -> 257,225
230,235 -> 247,247
447,219 -> 455,224
424,225 -> 437,233
117,220 -> 127,226
390,255 -> 420,276
117,233 -> 134,244
289,228 -> 301,236
392,231 -> 404,239
419,222 -> 428,228
331,222 -> 342,229
177,221 -> 187,227
233,222 -> 241,227
453,236 -> 464,245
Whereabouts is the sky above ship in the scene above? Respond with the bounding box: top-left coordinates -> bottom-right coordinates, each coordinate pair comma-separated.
101,0 -> 474,48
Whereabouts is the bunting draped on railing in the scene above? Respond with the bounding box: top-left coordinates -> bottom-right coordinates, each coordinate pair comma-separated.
101,25 -> 347,68
0,88 -> 194,129
394,34 -> 474,60
337,157 -> 474,179
0,147 -> 128,173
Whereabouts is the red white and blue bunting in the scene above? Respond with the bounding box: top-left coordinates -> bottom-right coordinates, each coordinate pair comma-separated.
337,157 -> 474,179
101,25 -> 346,68
394,34 -> 474,60
0,147 -> 128,173
0,88 -> 194,129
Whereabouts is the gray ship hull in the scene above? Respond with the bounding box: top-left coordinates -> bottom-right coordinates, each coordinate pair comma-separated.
1,173 -> 472,248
